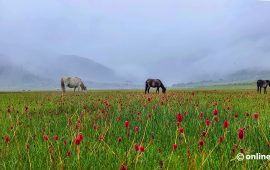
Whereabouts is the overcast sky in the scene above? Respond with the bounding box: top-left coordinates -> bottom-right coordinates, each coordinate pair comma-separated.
1,0 -> 270,84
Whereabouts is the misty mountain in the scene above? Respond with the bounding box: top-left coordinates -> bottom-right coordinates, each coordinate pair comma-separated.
2,52 -> 270,90
225,68 -> 270,82
20,55 -> 119,82
0,55 -> 53,90
0,54 -> 142,90
172,68 -> 270,88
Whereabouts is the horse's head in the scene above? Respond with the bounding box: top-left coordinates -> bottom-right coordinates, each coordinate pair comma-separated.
162,87 -> 166,93
80,83 -> 87,91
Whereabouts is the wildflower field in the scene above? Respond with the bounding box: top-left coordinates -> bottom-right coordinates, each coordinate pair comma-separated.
1,90 -> 270,169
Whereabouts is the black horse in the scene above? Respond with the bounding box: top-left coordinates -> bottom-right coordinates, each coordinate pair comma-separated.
145,79 -> 166,94
257,80 -> 270,94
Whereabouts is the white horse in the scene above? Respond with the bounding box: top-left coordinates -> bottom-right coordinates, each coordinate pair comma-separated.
61,77 -> 87,93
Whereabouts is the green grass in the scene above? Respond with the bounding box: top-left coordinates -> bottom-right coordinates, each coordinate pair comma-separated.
0,90 -> 270,169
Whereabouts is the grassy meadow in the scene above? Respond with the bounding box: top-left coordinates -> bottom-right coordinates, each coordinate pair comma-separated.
0,89 -> 270,169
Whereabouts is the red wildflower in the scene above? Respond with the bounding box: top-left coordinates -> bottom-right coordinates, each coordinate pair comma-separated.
53,135 -> 59,141
219,136 -> 223,143
246,112 -> 250,116
134,144 -> 139,151
139,146 -> 145,152
76,123 -> 80,129
74,133 -> 84,145
201,131 -> 206,137
66,151 -> 71,157
199,139 -> 204,146
4,135 -> 10,144
200,112 -> 204,120
205,118 -> 210,127
93,124 -> 98,130
120,164 -> 127,170
147,97 -> 151,102
234,114 -> 238,118
43,135 -> 49,141
176,113 -> 183,123
75,137 -> 81,145
238,128 -> 245,140
173,144 -> 177,150
124,121 -> 129,128
240,148 -> 245,154
134,126 -> 139,132
223,120 -> 228,129
179,127 -> 184,133
77,133 -> 84,141
213,109 -> 218,116
99,135 -> 104,141
253,113 -> 259,120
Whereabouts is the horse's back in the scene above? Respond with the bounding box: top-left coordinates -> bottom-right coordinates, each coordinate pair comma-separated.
146,78 -> 161,82
146,79 -> 162,87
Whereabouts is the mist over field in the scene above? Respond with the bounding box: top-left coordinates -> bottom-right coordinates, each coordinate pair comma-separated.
1,0 -> 270,90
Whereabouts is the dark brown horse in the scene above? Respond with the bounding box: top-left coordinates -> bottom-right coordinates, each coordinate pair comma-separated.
145,79 -> 166,94
257,80 -> 270,94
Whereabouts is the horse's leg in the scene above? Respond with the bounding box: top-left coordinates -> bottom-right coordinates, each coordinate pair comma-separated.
74,87 -> 76,92
157,87 -> 160,93
145,85 -> 148,94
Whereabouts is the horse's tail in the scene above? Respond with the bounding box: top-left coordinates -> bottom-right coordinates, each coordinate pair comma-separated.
61,78 -> 65,93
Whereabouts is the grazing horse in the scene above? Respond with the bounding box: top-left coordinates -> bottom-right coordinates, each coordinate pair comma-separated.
257,80 -> 270,94
61,77 -> 87,93
145,79 -> 166,94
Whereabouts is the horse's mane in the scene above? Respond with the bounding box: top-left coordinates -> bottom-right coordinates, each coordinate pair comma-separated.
160,82 -> 165,88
